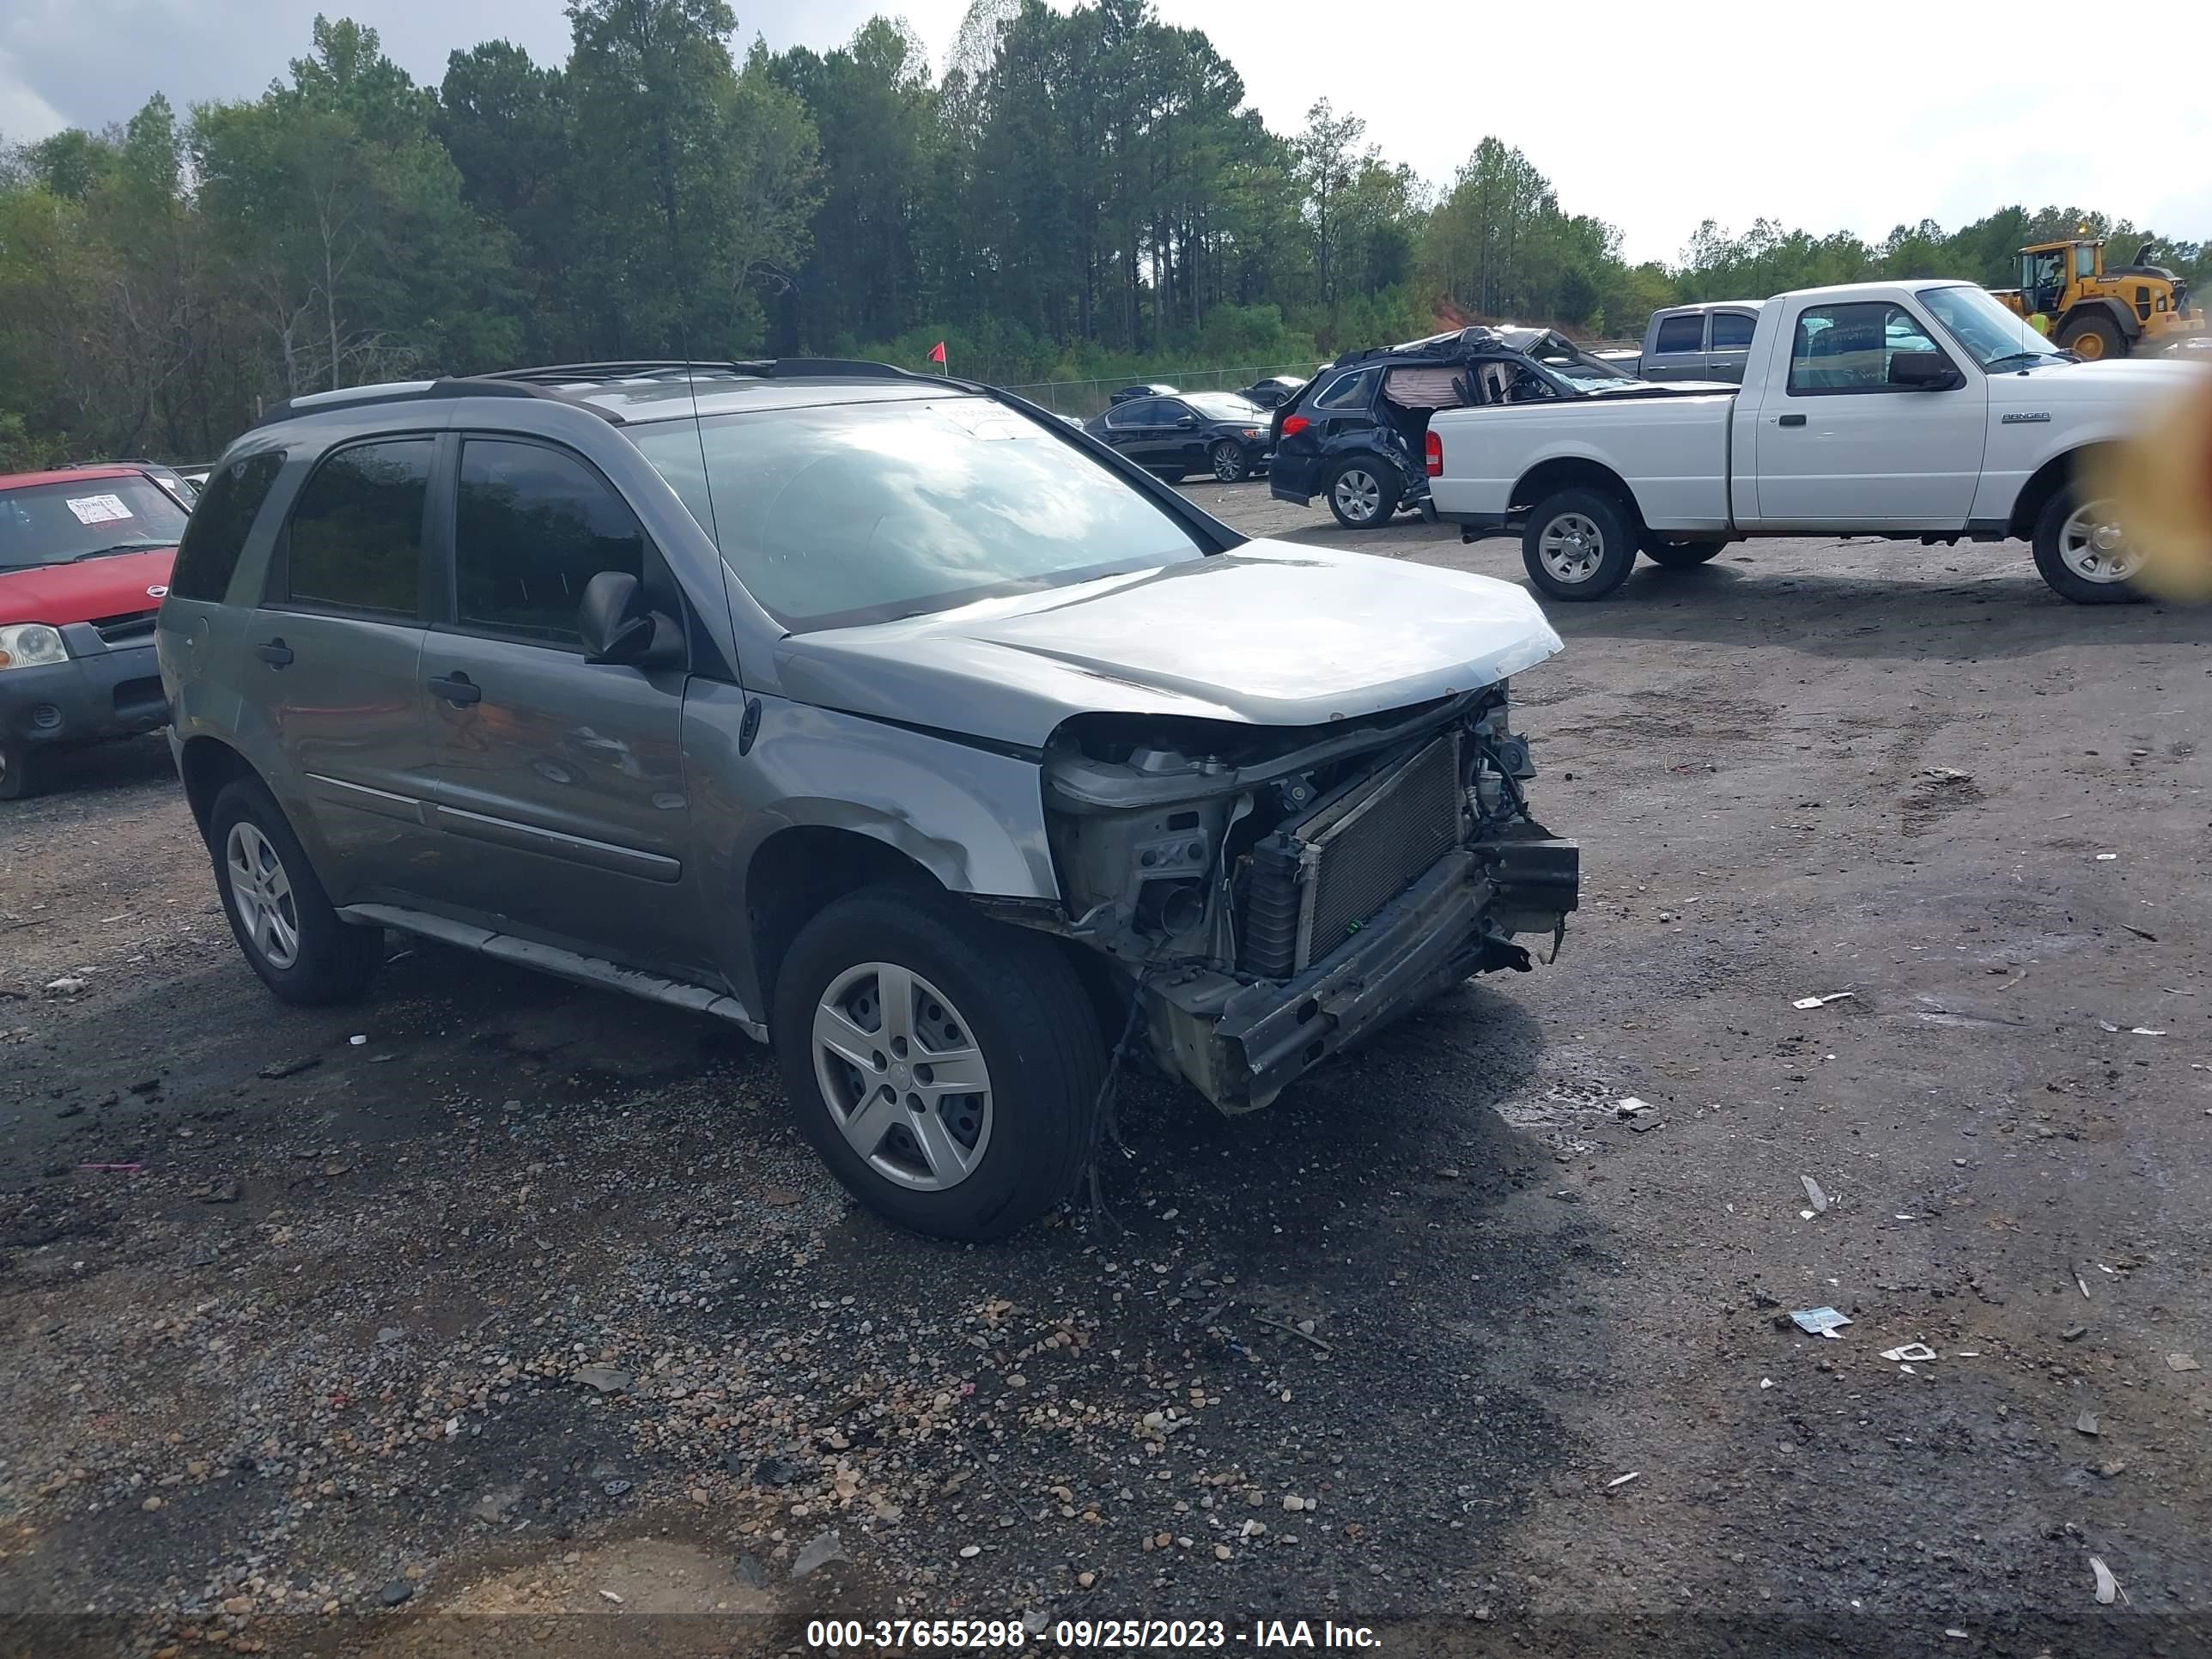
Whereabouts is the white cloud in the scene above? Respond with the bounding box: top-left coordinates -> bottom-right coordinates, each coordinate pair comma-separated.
0,47 -> 70,144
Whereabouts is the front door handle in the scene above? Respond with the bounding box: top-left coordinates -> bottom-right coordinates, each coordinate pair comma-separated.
255,638 -> 294,666
1778,414 -> 1807,428
428,672 -> 483,707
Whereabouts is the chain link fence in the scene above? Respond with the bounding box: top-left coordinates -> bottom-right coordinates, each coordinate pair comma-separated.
1000,361 -> 1324,421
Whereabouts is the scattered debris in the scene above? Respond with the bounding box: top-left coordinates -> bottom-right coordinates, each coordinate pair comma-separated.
1627,1115 -> 1663,1134
2075,1269 -> 2093,1300
1881,1343 -> 1937,1364
2090,1556 -> 2120,1606
599,1588 -> 625,1605
258,1055 -> 322,1080
2169,1353 -> 2202,1373
1799,1176 -> 1830,1214
195,1176 -> 243,1205
42,976 -> 88,997
1255,1314 -> 1334,1354
1759,1377 -> 1774,1389
1792,992 -> 1855,1010
2096,1020 -> 2120,1033
2062,1324 -> 2088,1343
2075,1411 -> 2100,1437
2094,853 -> 2118,861
2130,1027 -> 2166,1036
1606,1471 -> 1642,1488
2122,924 -> 2158,941
571,1365 -> 632,1394
349,1034 -> 368,1046
1614,1096 -> 1652,1117
1790,1307 -> 1851,1340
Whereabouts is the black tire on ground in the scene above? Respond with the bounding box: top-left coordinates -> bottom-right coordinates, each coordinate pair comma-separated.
0,738 -> 41,801
1522,488 -> 1639,600
207,775 -> 384,1004
1210,441 -> 1249,483
2057,311 -> 2125,362
771,886 -> 1107,1242
1326,458 -> 1401,529
2030,479 -> 2146,605
1641,538 -> 1727,568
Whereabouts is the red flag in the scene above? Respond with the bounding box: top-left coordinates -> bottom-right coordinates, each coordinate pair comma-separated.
927,341 -> 947,365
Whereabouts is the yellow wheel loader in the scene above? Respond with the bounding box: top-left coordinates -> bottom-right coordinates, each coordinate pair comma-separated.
1991,238 -> 2207,360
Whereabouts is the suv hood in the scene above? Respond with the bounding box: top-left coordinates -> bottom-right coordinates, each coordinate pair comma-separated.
0,548 -> 176,628
774,539 -> 1563,748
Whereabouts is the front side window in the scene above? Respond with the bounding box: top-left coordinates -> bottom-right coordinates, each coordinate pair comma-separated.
0,476 -> 191,572
1788,302 -> 1945,393
1654,314 -> 1706,354
283,439 -> 431,616
454,440 -> 647,646
169,451 -> 285,601
629,396 -> 1210,632
1710,311 -> 1757,349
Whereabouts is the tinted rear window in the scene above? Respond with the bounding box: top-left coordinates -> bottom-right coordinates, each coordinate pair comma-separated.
1710,311 -> 1757,349
1655,314 -> 1706,353
168,452 -> 285,601
283,440 -> 431,617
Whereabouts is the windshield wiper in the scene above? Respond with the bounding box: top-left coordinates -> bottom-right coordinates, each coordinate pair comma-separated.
1984,350 -> 2057,374
71,540 -> 169,562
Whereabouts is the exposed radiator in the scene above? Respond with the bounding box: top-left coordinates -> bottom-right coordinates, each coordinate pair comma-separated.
1238,732 -> 1463,978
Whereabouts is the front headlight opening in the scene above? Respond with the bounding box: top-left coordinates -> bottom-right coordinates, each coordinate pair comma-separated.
0,623 -> 70,671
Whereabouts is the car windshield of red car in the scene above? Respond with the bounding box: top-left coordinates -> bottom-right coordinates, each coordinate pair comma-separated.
0,477 -> 191,571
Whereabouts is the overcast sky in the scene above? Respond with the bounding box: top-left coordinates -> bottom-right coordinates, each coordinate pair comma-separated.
4,0 -> 2205,266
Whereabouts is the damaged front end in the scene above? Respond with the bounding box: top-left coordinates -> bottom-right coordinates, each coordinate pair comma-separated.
1036,688 -> 1577,1113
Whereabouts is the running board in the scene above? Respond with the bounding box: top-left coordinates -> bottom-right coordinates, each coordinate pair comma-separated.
338,903 -> 768,1042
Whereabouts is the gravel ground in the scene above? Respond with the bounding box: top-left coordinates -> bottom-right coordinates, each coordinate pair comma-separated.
3,489 -> 2209,1659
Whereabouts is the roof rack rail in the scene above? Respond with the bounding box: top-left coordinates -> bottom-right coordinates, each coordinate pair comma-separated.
250,374 -> 625,431
477,357 -> 951,387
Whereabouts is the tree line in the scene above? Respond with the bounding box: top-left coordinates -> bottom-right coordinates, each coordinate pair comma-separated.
2,0 -> 2203,465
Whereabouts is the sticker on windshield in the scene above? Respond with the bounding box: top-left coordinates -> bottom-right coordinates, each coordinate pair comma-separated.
65,493 -> 132,526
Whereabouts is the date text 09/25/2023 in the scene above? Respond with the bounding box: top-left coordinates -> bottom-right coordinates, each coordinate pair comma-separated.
805,1617 -> 1384,1650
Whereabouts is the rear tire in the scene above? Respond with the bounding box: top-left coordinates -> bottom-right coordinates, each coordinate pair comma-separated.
2030,480 -> 2146,605
2057,312 -> 2125,362
1210,441 -> 1249,483
771,887 -> 1106,1242
0,738 -> 41,801
1327,459 -> 1401,529
208,777 -> 384,1004
1522,489 -> 1638,600
1641,538 -> 1726,568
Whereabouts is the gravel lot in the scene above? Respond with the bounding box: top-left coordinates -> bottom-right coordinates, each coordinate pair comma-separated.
3,489 -> 2209,1659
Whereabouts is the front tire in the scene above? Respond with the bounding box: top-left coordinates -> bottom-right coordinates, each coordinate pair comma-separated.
208,777 -> 384,1004
2057,313 -> 2125,362
1522,489 -> 1638,600
2031,482 -> 2146,605
771,888 -> 1106,1242
1327,459 -> 1400,529
1210,441 -> 1249,483
1641,537 -> 1726,568
0,738 -> 41,801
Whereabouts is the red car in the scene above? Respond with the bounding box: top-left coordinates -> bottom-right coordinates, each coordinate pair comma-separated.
0,465 -> 190,799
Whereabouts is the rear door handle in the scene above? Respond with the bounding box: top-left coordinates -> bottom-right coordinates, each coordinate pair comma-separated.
255,638 -> 294,666
1778,414 -> 1807,428
428,672 -> 482,707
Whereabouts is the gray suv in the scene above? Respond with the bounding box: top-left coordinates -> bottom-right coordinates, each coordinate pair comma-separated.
157,361 -> 1579,1239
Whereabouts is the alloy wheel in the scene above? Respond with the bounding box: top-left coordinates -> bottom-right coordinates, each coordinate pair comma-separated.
1334,468 -> 1382,523
226,821 -> 301,969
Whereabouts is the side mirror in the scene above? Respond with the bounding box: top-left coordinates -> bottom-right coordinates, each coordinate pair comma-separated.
1888,349 -> 1961,390
1176,413 -> 1200,428
578,570 -> 679,668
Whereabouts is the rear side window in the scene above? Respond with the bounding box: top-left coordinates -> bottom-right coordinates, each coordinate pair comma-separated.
1654,314 -> 1706,353
1311,368 -> 1377,410
168,452 -> 284,602
283,439 -> 432,616
1710,311 -> 1757,349
453,439 -> 647,647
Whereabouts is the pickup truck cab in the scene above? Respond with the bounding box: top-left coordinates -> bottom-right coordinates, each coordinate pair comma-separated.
0,465 -> 188,798
1636,301 -> 1765,383
1428,280 -> 2205,605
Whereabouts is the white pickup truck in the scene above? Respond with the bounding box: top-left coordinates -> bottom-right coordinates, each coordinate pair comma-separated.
1428,279 -> 2205,605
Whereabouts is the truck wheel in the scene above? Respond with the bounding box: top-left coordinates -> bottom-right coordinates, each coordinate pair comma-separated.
1522,489 -> 1638,599
1327,459 -> 1401,529
0,738 -> 42,801
1210,441 -> 1249,483
2031,482 -> 2147,605
208,777 -> 385,1004
771,887 -> 1106,1242
2057,312 -> 2125,362
1641,538 -> 1727,568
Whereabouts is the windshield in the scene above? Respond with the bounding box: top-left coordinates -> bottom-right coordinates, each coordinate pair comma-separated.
1183,394 -> 1263,422
1920,284 -> 2064,370
629,398 -> 1209,631
0,477 -> 191,571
